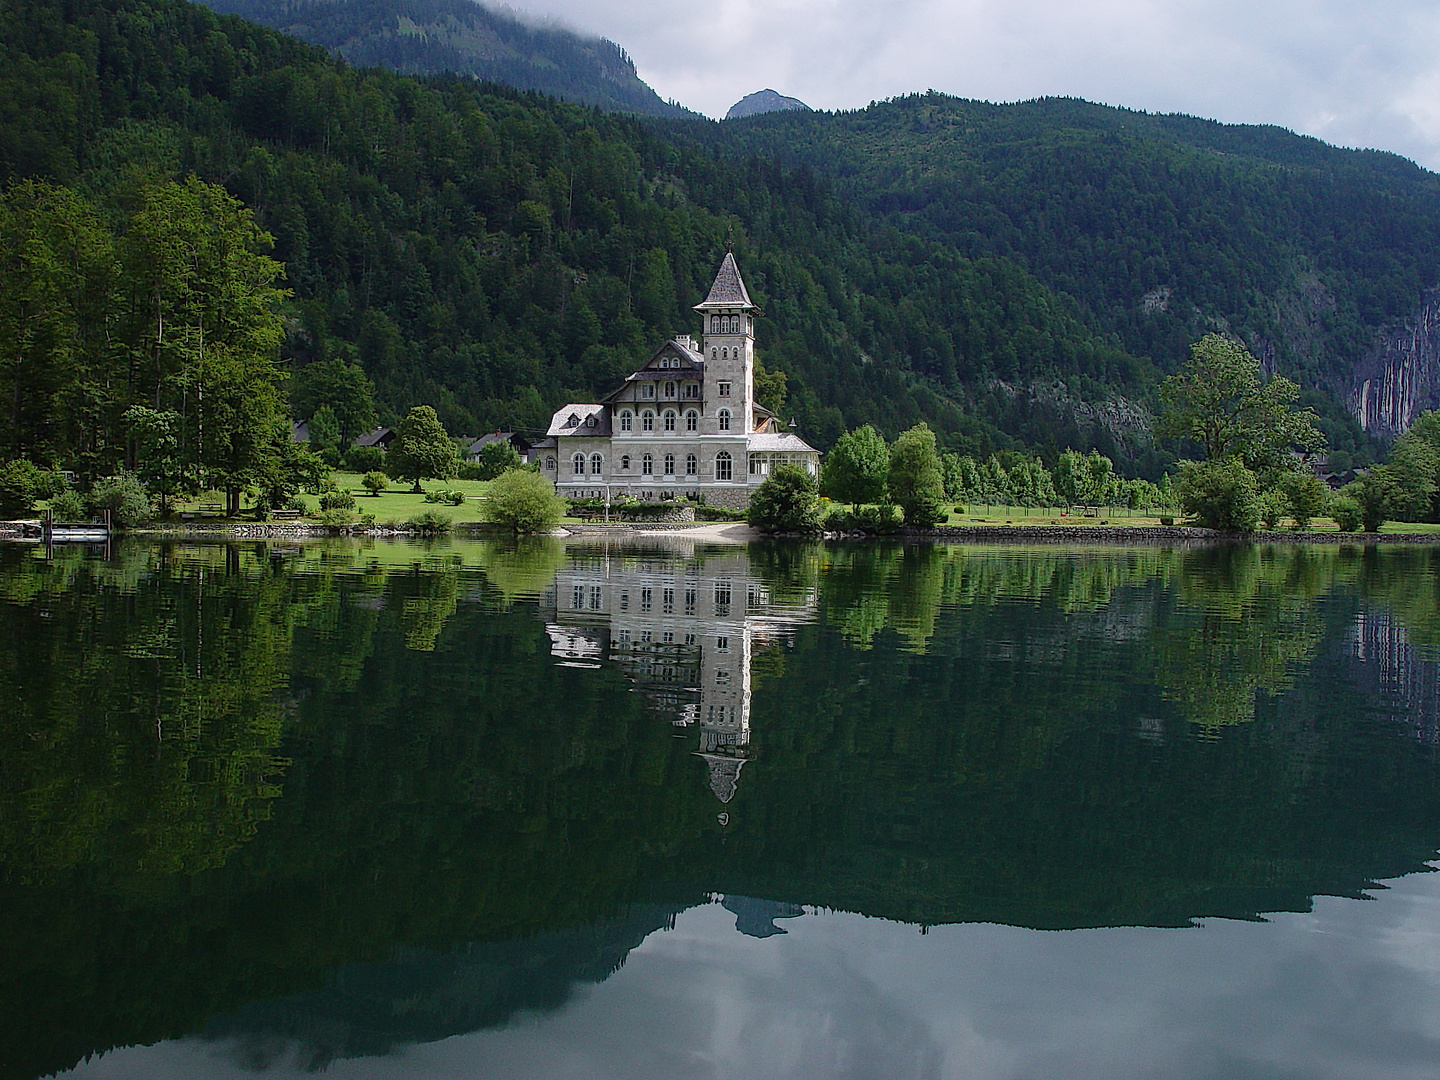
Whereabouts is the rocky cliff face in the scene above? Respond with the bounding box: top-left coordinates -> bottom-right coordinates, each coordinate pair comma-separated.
1347,289 -> 1440,441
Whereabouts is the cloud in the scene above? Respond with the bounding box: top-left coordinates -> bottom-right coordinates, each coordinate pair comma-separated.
495,0 -> 1440,169
62,871 -> 1440,1080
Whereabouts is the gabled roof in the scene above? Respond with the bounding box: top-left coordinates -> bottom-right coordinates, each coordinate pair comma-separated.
601,338 -> 705,402
694,252 -> 755,312
355,426 -> 395,448
546,403 -> 611,438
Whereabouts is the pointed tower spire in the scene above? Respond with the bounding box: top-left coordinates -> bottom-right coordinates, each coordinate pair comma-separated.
694,252 -> 755,311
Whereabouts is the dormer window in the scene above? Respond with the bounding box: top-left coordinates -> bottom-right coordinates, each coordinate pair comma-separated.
566,413 -> 579,427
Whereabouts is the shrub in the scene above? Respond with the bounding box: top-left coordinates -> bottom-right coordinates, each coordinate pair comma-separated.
457,461 -> 486,481
827,503 -> 903,533
694,504 -> 748,522
362,471 -> 389,496
424,488 -> 466,506
404,508 -> 454,534
1330,495 -> 1363,532
343,444 -> 386,473
320,488 -> 356,511
91,474 -> 153,527
1342,475 -> 1394,532
952,504 -> 966,516
748,464 -> 823,533
284,495 -> 312,515
0,460 -> 42,518
1177,459 -> 1260,531
485,469 -> 565,532
1255,488 -> 1286,530
317,508 -> 356,527
49,488 -> 88,521
1279,471 -> 1330,530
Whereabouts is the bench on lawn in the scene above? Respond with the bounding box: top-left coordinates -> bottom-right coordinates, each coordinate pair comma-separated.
271,508 -> 302,520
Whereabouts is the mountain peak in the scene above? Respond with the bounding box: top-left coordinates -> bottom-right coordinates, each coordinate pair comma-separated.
726,89 -> 810,120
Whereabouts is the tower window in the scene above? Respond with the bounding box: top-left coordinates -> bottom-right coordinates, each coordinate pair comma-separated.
717,409 -> 731,432
718,382 -> 731,397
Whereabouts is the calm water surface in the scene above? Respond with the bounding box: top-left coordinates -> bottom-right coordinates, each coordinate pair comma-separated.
4,538 -> 1440,1079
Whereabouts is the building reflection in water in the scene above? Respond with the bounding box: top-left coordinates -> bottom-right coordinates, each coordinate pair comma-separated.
543,543 -> 817,804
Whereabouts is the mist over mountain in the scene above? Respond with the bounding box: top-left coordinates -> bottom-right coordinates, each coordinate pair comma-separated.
197,0 -> 688,117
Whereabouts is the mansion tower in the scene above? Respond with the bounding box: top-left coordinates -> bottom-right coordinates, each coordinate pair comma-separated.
539,252 -> 819,508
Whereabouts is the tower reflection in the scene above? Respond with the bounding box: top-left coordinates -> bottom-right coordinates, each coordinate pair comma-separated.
544,542 -> 817,803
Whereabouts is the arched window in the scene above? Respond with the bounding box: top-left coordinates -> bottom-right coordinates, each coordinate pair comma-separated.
642,410 -> 654,432
572,453 -> 585,476
590,453 -> 603,475
642,453 -> 654,476
664,453 -> 675,476
710,316 -> 719,333
717,408 -> 731,432
546,456 -> 556,471
621,454 -> 630,471
715,451 -> 732,481
663,410 -> 677,432
686,453 -> 697,475
711,348 -> 718,359
685,409 -> 698,432
619,410 -> 632,432
727,315 -> 737,333
722,347 -> 729,360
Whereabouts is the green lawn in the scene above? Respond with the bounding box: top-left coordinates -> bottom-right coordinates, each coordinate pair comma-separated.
327,472 -> 493,524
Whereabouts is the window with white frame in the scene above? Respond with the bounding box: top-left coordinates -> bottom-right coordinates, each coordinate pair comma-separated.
683,383 -> 699,399
642,410 -> 654,432
619,410 -> 632,432
641,383 -> 655,398
590,453 -> 603,475
718,382 -> 731,397
620,454 -> 630,470
715,451 -> 732,480
546,457 -> 555,471
572,453 -> 585,476
642,453 -> 653,475
685,453 -> 697,475
664,382 -> 676,398
717,409 -> 731,432
685,409 -> 698,431
664,453 -> 675,476
663,410 -> 676,432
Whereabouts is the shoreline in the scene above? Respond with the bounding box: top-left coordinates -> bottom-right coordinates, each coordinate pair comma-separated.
6,519 -> 1440,545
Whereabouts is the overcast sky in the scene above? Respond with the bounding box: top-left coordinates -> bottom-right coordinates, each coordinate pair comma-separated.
503,0 -> 1440,171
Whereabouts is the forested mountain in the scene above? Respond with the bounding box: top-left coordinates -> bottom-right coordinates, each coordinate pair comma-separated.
196,0 -> 688,117
6,0 -> 1440,476
704,95 -> 1440,454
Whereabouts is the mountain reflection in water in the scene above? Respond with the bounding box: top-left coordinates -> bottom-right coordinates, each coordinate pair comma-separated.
2,539 -> 1440,1079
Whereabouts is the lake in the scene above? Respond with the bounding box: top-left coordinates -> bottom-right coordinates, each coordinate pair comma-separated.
4,537 -> 1440,1079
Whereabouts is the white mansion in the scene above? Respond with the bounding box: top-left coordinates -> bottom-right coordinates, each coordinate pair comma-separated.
540,252 -> 819,507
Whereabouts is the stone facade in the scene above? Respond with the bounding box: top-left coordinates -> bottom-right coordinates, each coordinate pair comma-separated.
541,253 -> 819,508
